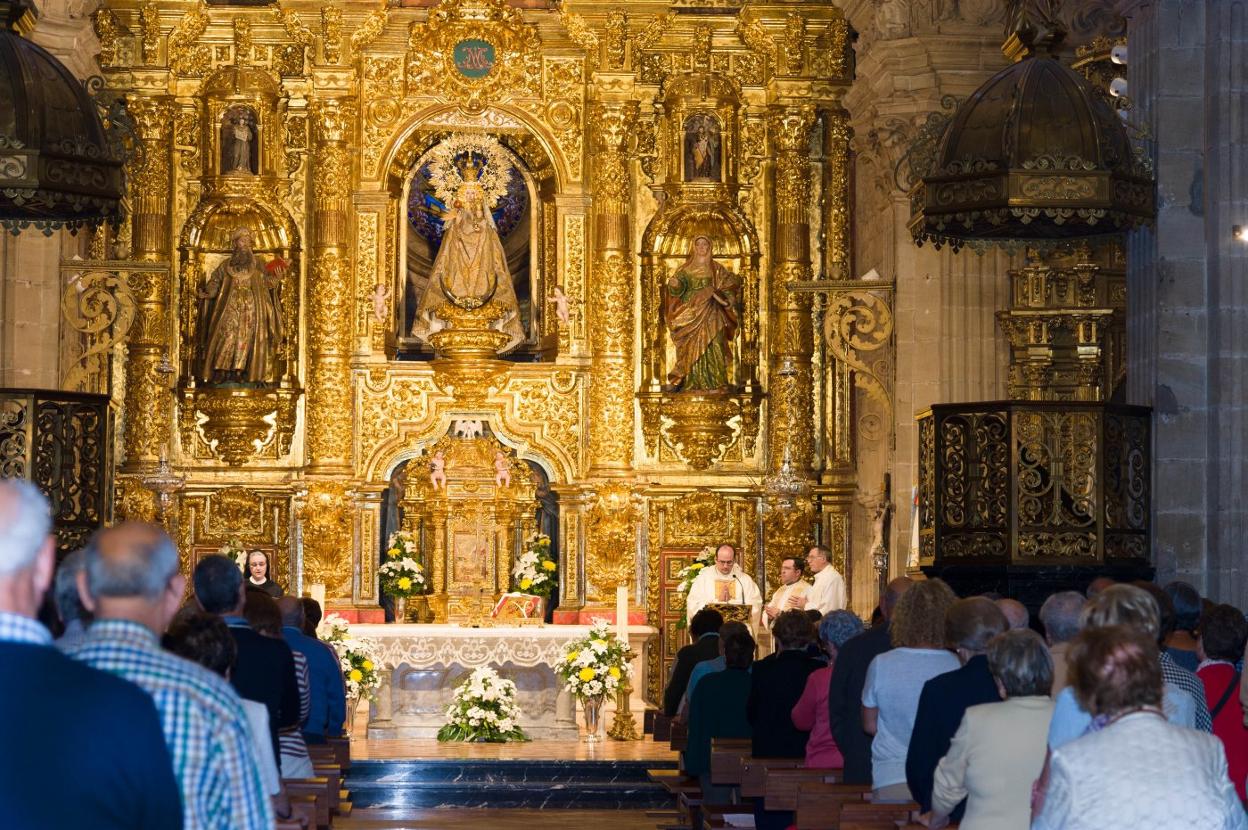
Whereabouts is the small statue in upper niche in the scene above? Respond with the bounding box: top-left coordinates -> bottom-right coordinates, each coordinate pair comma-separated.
683,114 -> 721,183
198,227 -> 285,385
494,450 -> 511,489
429,451 -> 447,490
664,236 -> 741,392
221,106 -> 258,175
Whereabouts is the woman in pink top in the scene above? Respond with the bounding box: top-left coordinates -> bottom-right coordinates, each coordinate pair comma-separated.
792,610 -> 865,768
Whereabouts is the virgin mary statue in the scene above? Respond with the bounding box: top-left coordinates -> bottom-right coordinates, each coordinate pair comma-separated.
410,180 -> 525,352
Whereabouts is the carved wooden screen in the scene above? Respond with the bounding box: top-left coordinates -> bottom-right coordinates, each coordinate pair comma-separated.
0,389 -> 112,558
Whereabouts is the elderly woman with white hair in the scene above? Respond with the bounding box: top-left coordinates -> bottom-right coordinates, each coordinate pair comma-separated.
791,609 -> 865,768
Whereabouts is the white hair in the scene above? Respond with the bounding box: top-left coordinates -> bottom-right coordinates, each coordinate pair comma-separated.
0,478 -> 51,576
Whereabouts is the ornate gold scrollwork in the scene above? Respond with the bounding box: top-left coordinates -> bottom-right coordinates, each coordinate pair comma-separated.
584,482 -> 641,601
825,289 -> 895,441
297,482 -> 354,599
60,268 -> 136,394
405,0 -> 541,112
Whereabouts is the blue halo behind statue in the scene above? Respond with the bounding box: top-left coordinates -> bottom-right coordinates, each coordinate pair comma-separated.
408,152 -> 528,253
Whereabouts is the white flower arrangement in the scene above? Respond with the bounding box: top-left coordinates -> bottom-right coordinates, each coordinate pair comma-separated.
380,530 -> 427,597
554,619 -> 633,701
673,545 -> 717,628
220,539 -> 248,572
317,614 -> 383,700
317,612 -> 351,645
511,533 -> 556,599
437,667 -> 528,743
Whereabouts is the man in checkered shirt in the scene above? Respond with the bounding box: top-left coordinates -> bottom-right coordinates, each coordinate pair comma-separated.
66,523 -> 274,830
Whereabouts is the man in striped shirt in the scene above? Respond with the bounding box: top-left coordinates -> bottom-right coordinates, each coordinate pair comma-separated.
66,522 -> 274,830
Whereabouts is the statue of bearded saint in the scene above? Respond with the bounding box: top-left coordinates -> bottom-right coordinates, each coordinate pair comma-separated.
664,236 -> 741,392
197,227 -> 285,385
410,181 -> 525,353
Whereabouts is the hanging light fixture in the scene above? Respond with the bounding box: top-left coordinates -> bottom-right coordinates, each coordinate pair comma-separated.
0,0 -> 126,234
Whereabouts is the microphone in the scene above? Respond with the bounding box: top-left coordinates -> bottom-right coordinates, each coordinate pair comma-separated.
733,574 -> 744,605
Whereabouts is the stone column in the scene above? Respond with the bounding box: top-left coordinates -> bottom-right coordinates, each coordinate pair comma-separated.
586,101 -> 638,479
122,97 -> 175,471
1118,0 -> 1248,602
303,97 -> 356,601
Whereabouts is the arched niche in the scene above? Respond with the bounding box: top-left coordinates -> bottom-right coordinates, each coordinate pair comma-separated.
375,106 -> 568,360
199,66 -> 287,183
363,404 -> 574,487
640,202 -> 762,393
177,198 -> 301,387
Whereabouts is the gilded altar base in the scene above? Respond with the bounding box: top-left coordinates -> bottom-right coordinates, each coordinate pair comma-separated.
87,0 -> 882,705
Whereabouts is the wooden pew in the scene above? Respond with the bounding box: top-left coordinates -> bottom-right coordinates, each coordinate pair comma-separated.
762,768 -> 844,812
326,736 -> 350,771
653,713 -> 674,742
794,782 -> 872,830
286,793 -> 318,830
837,800 -> 921,829
283,778 -> 330,830
739,757 -> 801,800
670,719 -> 689,752
708,737 -> 753,788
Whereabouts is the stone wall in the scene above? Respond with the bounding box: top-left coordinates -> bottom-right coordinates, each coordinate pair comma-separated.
1119,0 -> 1248,604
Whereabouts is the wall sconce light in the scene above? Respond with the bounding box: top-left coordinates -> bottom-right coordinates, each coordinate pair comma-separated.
1234,225 -> 1248,243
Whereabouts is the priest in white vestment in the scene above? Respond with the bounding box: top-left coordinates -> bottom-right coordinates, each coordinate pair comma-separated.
795,545 -> 846,615
763,556 -> 810,628
685,543 -> 762,628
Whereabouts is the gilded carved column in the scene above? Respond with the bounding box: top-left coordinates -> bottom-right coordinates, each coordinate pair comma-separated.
821,107 -> 854,471
763,105 -> 818,559
122,97 -> 175,472
767,105 -> 817,473
587,101 -> 638,478
306,98 -> 354,474
302,98 -> 356,601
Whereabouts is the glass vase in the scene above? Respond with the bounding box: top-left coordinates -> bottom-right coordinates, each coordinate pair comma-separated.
393,596 -> 407,623
582,696 -> 605,743
343,694 -> 360,738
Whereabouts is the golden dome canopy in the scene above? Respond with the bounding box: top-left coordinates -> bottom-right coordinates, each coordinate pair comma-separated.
0,0 -> 124,233
909,53 -> 1154,250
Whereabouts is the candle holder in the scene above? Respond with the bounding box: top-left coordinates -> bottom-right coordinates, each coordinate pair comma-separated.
607,676 -> 640,741
141,448 -> 185,527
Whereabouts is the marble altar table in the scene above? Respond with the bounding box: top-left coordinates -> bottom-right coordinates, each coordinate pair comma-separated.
358,624 -> 657,739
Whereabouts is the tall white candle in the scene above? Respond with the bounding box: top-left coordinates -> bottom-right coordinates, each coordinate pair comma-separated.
615,584 -> 628,640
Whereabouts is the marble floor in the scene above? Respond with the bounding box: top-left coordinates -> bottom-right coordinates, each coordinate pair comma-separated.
347,700 -> 679,762
338,808 -> 667,829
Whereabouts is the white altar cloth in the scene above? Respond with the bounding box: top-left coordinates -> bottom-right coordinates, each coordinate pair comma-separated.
356,624 -> 657,739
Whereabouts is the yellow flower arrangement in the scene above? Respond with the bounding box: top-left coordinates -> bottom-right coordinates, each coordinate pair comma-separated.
387,548 -> 400,558
556,620 -> 632,702
349,668 -> 364,682
397,576 -> 412,591
520,577 -> 532,590
362,660 -> 374,671
541,560 -> 557,572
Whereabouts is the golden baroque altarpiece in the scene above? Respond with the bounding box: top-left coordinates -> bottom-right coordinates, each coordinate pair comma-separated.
78,0 -> 889,698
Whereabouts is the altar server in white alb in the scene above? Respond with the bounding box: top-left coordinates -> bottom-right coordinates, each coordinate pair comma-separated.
685,543 -> 763,628
794,544 -> 846,615
763,556 -> 810,628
